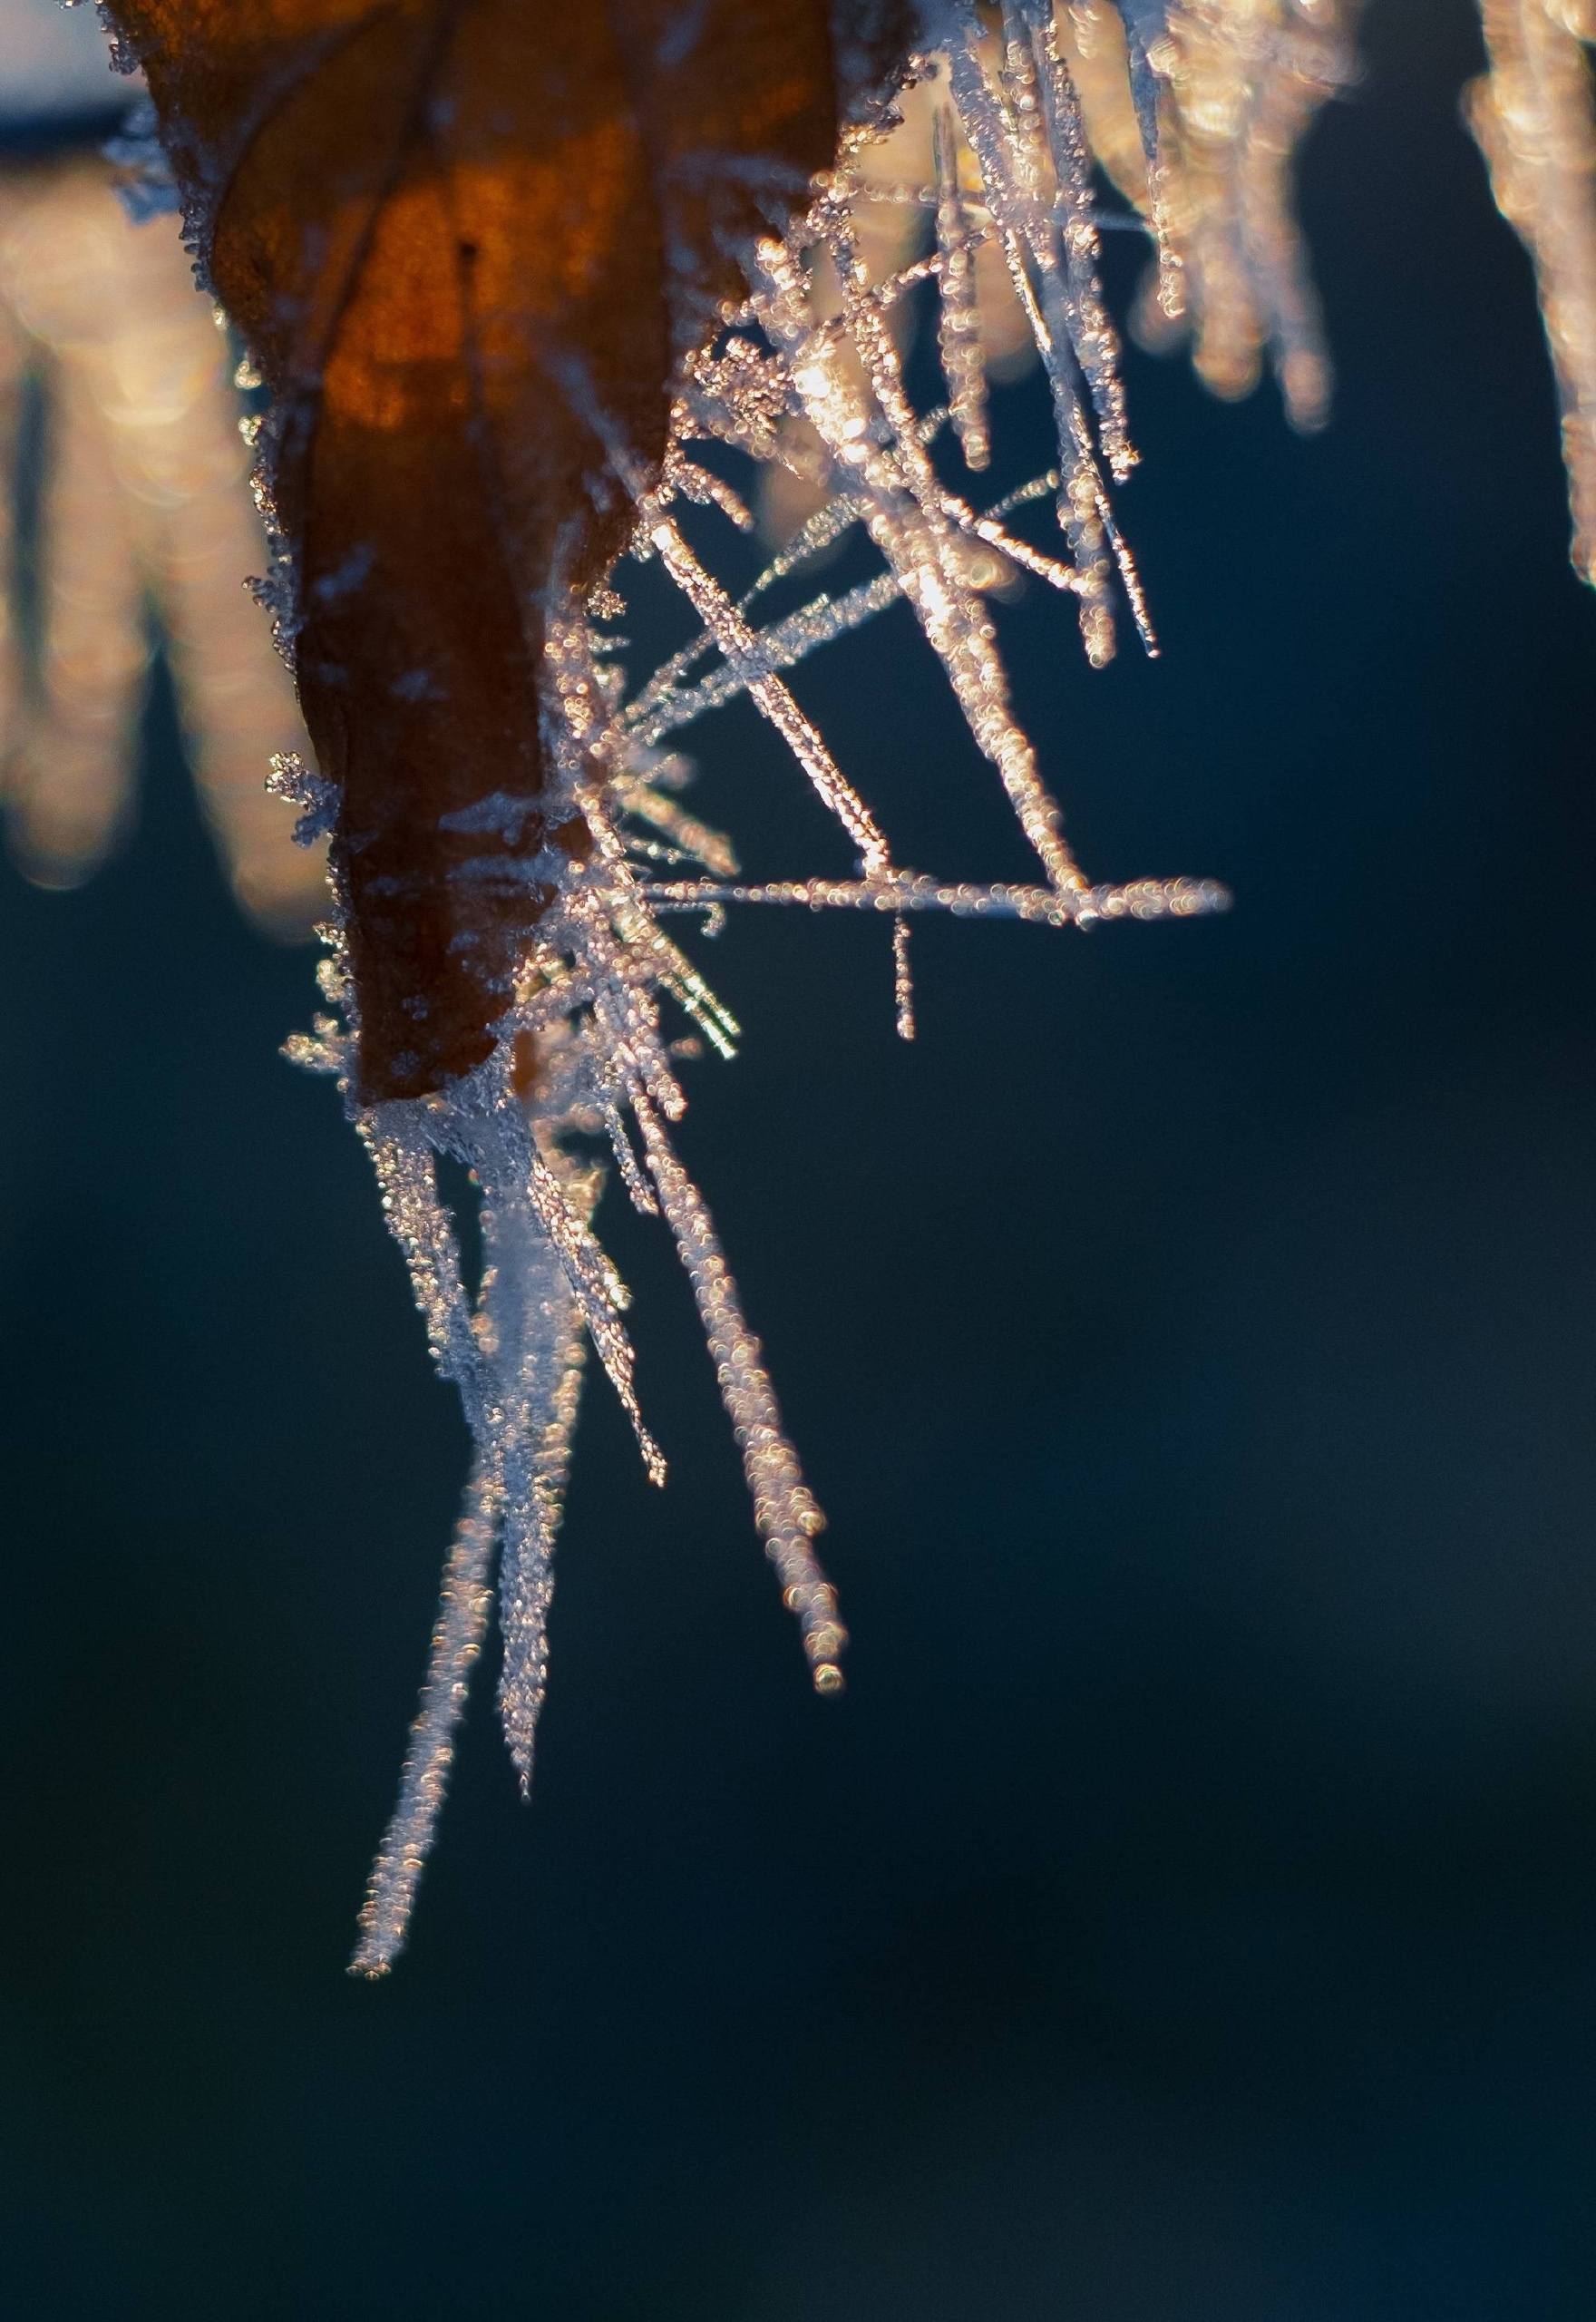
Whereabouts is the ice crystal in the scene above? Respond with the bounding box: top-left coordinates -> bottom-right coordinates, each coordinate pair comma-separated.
277,5 -> 1253,1976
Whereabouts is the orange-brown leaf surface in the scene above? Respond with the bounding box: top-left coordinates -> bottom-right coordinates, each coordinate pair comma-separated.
99,0 -> 912,1098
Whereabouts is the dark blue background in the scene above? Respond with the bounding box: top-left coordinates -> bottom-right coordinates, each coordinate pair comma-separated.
3,5 -> 1592,2314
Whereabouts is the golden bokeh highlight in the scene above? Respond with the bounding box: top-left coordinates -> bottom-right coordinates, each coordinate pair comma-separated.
0,155 -> 324,931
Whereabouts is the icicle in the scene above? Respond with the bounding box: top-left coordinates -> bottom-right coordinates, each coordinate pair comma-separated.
518,1127 -> 666,1488
1011,0 -> 1138,481
955,2 -> 1351,431
933,100 -> 993,469
601,1098 -> 662,1215
1114,0 -> 1187,324
496,1304 -> 588,1792
892,913 -> 916,1039
482,1185 -> 593,1794
351,1463 -> 501,1976
357,1113 -> 484,1421
1470,0 -> 1596,580
633,1096 -> 845,1694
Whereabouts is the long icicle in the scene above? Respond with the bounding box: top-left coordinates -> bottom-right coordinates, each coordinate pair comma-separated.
351,1463 -> 501,1976
633,1094 -> 846,1695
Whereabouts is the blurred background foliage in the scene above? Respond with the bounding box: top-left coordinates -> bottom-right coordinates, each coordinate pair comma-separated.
1,2 -> 1593,2316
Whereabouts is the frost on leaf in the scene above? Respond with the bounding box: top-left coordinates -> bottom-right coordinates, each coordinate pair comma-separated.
97,0 -> 1465,1975
95,0 -> 914,1101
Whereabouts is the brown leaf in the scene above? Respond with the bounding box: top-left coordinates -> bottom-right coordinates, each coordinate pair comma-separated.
100,0 -> 912,1098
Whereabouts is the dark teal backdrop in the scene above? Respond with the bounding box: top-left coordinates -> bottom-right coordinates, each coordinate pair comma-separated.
3,5 -> 1592,2314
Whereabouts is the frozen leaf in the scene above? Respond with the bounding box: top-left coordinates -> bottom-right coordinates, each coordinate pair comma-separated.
97,0 -> 914,1098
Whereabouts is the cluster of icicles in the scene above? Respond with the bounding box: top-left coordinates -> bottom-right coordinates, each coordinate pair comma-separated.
286,0 -> 1243,1977
263,0 -> 1593,1975
0,154 -> 320,929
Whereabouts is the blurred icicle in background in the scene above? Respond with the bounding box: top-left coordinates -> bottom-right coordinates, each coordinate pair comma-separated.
0,0 -> 322,932
1468,0 -> 1596,584
761,0 -> 1358,552
1061,0 -> 1358,429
